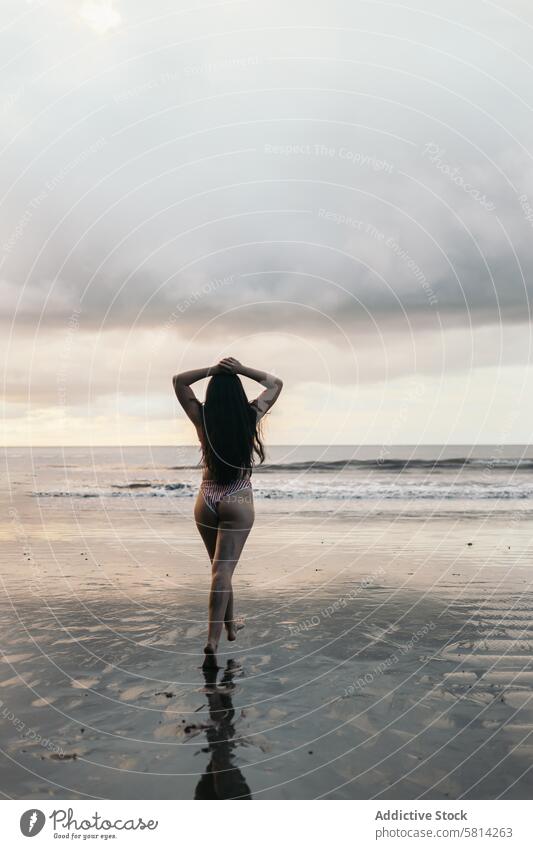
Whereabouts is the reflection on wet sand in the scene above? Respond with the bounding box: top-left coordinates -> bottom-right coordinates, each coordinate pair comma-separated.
2,496 -> 533,799
195,661 -> 252,800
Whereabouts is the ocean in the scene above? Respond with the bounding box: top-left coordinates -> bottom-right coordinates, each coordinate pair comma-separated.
1,443 -> 532,799
6,444 -> 533,512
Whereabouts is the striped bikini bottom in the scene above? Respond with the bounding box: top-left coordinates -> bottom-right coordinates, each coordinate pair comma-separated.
199,477 -> 252,514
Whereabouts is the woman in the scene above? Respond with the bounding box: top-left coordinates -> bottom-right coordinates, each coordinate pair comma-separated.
172,357 -> 283,664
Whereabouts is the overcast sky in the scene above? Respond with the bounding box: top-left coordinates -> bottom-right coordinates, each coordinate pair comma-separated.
2,0 -> 533,445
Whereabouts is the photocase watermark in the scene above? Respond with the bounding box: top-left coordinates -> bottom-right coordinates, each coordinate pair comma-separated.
0,699 -> 64,757
421,142 -> 495,212
518,193 -> 533,230
1,137 -> 107,262
19,805 -> 160,837
175,274 -> 237,314
0,86 -> 24,117
289,566 -> 387,636
57,308 -> 82,412
318,210 -> 438,306
184,55 -> 260,77
219,490 -> 253,504
480,409 -> 520,481
506,505 -> 530,529
45,137 -> 107,191
20,809 -> 45,837
318,209 -> 365,229
385,236 -> 438,306
113,57 -> 260,102
377,379 -> 427,465
19,806 -> 160,836
152,273 -> 238,353
343,620 -> 436,697
477,411 -> 533,532
265,143 -> 394,173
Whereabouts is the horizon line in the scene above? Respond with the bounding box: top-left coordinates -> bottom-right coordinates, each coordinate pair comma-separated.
2,443 -> 531,449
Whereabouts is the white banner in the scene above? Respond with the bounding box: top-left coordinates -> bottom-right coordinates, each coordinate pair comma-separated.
2,800 -> 531,848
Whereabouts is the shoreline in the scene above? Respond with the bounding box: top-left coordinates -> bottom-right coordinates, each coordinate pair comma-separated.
1,498 -> 532,799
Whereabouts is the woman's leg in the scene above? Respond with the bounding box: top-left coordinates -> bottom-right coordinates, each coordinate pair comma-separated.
223,587 -> 245,640
194,492 -> 236,632
194,490 -> 218,563
205,488 -> 254,655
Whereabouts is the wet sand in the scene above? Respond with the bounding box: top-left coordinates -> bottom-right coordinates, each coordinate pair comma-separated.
1,495 -> 532,799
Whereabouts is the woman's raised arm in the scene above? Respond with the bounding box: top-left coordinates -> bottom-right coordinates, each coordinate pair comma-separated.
218,358 -> 283,420
172,366 -> 218,425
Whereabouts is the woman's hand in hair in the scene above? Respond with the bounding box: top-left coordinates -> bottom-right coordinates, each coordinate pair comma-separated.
218,357 -> 243,374
206,362 -> 233,376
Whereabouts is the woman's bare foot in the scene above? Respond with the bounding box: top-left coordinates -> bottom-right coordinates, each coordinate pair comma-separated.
202,641 -> 218,668
225,618 -> 245,642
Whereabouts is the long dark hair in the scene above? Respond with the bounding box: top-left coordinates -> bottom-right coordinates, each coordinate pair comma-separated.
201,373 -> 265,482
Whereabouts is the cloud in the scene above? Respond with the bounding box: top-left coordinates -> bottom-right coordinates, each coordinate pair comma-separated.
2,0 -> 533,441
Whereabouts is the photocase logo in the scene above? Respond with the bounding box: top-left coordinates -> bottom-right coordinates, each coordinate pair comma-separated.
20,809 -> 45,837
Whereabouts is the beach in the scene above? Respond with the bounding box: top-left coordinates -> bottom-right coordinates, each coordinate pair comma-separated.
1,446 -> 532,799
